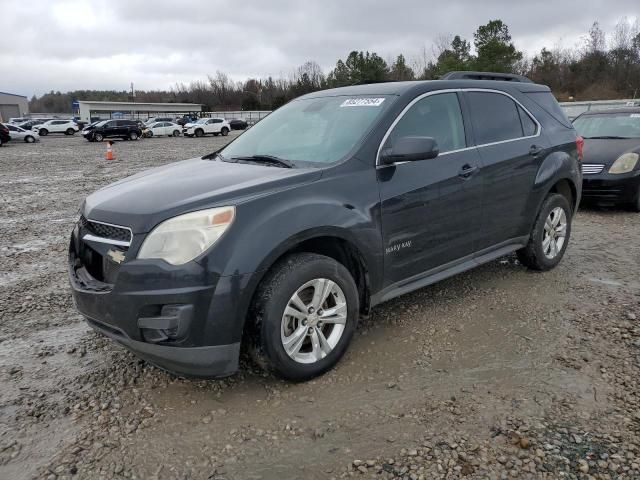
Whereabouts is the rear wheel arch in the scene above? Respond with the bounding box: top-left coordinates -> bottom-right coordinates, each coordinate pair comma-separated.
548,178 -> 577,212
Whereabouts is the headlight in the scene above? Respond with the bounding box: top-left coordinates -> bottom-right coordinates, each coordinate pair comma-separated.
609,152 -> 639,174
138,206 -> 235,265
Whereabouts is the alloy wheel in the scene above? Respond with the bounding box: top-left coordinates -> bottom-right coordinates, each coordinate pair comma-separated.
280,278 -> 347,364
542,207 -> 567,259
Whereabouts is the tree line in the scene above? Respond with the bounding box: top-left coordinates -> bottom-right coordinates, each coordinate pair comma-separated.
29,18 -> 640,114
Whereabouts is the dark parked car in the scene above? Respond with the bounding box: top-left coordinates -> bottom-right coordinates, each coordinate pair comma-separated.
229,119 -> 248,130
572,108 -> 640,211
69,73 -> 581,381
18,119 -> 51,131
82,119 -> 142,141
0,123 -> 10,146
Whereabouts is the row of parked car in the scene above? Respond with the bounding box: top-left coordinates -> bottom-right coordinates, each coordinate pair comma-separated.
0,115 -> 250,146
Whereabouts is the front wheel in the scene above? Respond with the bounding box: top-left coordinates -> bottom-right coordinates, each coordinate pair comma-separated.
25,135 -> 35,143
93,133 -> 104,142
517,193 -> 572,271
249,253 -> 359,382
195,129 -> 204,138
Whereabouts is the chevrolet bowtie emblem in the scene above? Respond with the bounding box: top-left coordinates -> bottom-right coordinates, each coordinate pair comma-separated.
107,249 -> 126,264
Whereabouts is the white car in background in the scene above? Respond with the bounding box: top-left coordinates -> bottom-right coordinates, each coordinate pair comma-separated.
8,117 -> 29,125
145,121 -> 182,137
183,118 -> 230,138
34,119 -> 79,136
4,123 -> 39,143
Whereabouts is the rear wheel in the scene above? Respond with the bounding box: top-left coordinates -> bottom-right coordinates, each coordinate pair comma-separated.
39,129 -> 48,136
172,130 -> 180,137
129,131 -> 139,140
221,127 -> 229,136
249,253 -> 359,381
65,128 -> 75,135
517,193 -> 572,271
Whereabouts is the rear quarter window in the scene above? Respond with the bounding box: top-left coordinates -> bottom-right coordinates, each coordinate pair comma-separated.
524,91 -> 572,128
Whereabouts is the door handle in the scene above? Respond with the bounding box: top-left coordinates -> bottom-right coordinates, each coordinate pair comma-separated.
458,164 -> 478,179
529,144 -> 544,156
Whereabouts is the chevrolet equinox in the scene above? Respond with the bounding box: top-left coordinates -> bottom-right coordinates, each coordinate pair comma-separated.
69,73 -> 582,381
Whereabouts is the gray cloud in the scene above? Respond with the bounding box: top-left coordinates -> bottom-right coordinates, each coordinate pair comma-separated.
1,0 -> 638,96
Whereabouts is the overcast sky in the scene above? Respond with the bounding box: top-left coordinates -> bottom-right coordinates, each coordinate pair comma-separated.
2,0 -> 638,97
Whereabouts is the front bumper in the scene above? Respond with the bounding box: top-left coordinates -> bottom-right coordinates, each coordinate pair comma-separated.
581,170 -> 640,205
68,226 -> 250,378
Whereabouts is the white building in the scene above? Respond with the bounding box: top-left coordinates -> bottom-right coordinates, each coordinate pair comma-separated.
76,101 -> 202,122
0,91 -> 29,121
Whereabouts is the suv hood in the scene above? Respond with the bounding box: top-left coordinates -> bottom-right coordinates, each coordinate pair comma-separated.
583,138 -> 640,165
84,157 -> 322,233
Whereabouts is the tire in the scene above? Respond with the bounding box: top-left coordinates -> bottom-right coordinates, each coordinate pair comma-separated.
39,129 -> 48,136
631,186 -> 640,212
172,130 -> 180,137
221,127 -> 229,136
25,135 -> 35,143
249,253 -> 359,381
195,129 -> 204,138
66,128 -> 75,135
517,193 -> 572,271
129,131 -> 139,140
94,133 -> 104,142
147,131 -> 153,138
213,132 -> 219,136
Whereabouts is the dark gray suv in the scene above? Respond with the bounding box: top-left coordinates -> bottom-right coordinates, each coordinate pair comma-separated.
69,73 -> 582,381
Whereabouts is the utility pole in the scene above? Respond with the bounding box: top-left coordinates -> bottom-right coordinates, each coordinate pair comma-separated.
131,82 -> 135,103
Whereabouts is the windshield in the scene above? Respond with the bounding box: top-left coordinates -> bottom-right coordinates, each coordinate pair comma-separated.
220,95 -> 393,165
573,112 -> 640,139
195,118 -> 208,124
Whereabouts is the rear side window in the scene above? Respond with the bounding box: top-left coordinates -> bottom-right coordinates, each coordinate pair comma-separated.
386,92 -> 466,153
465,92 -> 525,144
524,91 -> 572,128
518,106 -> 537,136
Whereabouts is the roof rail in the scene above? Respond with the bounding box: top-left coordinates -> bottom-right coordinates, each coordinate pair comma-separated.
440,71 -> 533,83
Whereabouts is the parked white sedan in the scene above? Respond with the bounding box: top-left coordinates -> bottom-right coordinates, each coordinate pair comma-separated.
145,122 -> 182,137
34,120 -> 79,136
4,123 -> 39,143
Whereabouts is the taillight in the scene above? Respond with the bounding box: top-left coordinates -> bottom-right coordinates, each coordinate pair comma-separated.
576,136 -> 584,162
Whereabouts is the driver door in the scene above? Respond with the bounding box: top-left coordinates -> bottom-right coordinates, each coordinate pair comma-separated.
377,92 -> 483,286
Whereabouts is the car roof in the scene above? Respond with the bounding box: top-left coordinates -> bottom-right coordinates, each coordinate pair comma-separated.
578,107 -> 640,116
300,79 -> 550,100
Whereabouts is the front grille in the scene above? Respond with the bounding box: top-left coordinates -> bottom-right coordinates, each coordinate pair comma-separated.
80,216 -> 132,244
582,163 -> 605,175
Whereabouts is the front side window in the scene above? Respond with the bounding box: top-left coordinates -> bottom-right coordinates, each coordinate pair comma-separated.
384,92 -> 466,154
221,95 -> 393,165
573,113 -> 640,139
466,92 -> 528,145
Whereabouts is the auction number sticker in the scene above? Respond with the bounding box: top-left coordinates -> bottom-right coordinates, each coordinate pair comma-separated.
340,97 -> 385,107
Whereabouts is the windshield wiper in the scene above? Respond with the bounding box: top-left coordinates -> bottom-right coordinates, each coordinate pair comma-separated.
583,135 -> 631,140
229,155 -> 294,168
202,151 -> 227,161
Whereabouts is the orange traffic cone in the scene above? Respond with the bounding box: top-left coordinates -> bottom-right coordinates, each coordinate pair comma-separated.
105,141 -> 114,161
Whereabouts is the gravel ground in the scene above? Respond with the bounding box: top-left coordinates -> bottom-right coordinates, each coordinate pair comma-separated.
0,134 -> 639,480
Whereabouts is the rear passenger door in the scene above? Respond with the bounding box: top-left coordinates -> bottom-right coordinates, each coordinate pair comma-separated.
378,92 -> 483,285
462,90 -> 545,251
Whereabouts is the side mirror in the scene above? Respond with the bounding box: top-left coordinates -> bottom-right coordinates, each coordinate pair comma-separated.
380,136 -> 439,165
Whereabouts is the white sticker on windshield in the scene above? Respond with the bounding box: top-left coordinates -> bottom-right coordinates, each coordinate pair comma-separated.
340,98 -> 385,107
630,114 -> 640,118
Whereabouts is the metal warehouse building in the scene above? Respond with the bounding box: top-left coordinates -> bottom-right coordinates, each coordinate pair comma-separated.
76,101 -> 202,122
0,92 -> 29,121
